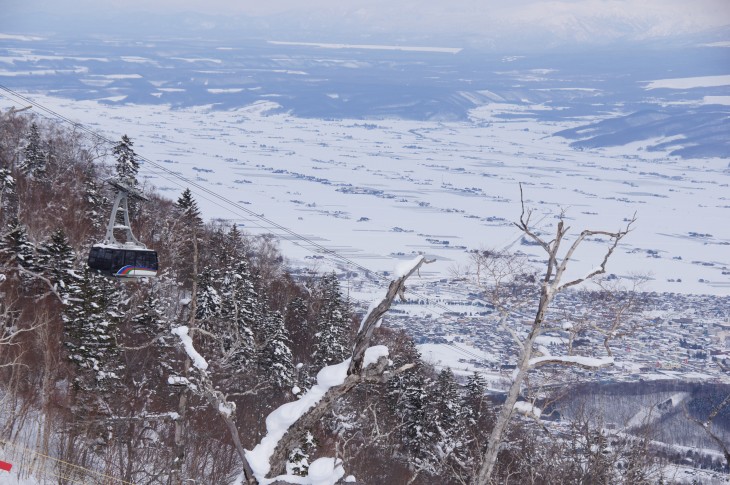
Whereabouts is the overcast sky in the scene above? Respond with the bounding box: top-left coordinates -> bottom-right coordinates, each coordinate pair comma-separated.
5,0 -> 730,46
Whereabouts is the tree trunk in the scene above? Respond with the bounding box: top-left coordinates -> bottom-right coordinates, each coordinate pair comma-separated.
475,288 -> 550,484
171,227 -> 199,485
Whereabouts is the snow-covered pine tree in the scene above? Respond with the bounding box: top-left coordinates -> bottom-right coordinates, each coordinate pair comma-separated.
287,430 -> 317,477
37,228 -> 75,299
258,310 -> 294,389
0,163 -> 16,225
225,223 -> 246,263
83,168 -> 106,233
195,268 -> 221,321
430,367 -> 465,456
20,122 -> 46,178
132,291 -> 178,377
175,187 -> 202,227
284,296 -> 310,376
312,272 -> 350,370
217,260 -> 258,371
113,134 -> 140,187
63,268 -> 125,408
464,371 -> 487,423
2,217 -> 37,273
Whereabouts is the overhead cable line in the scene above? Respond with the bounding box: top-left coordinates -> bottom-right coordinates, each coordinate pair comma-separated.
0,86 -> 544,367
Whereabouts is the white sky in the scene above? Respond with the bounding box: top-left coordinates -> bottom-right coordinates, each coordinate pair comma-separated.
4,0 -> 730,46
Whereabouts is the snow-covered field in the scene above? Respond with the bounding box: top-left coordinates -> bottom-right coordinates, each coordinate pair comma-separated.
2,92 -> 726,296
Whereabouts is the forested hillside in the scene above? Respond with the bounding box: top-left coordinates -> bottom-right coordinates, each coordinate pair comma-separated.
0,109 -> 724,484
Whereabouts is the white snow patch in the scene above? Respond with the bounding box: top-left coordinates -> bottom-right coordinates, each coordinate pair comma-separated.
307,458 -> 345,485
268,40 -> 462,54
0,33 -> 44,41
167,375 -> 190,386
514,401 -> 542,418
644,74 -> 730,90
171,326 -> 208,370
219,401 -> 235,418
208,88 -> 244,94
394,255 -> 424,278
702,95 -> 730,106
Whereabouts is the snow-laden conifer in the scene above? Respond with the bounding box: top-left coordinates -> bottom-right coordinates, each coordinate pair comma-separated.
20,122 -> 46,177
259,310 -> 294,389
312,272 -> 350,370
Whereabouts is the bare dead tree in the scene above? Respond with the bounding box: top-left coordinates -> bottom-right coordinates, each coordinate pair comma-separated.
475,185 -> 635,485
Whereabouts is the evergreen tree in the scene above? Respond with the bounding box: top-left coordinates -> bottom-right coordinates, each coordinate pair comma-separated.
20,122 -> 46,177
225,223 -> 246,262
259,310 -> 294,389
176,188 -> 202,227
285,296 -> 310,367
63,268 -> 125,393
84,170 -> 106,232
113,134 -> 140,186
0,163 -> 16,225
37,228 -> 75,300
196,268 -> 222,321
312,272 -> 350,369
132,292 -> 177,375
427,368 -> 469,475
2,218 -> 37,271
384,335 -> 443,473
287,430 -> 317,477
434,367 -> 461,431
464,372 -> 487,424
217,260 -> 258,371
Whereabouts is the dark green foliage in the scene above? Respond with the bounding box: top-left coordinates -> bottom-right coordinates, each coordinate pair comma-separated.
312,272 -> 350,369
2,217 -> 37,272
113,134 -> 139,186
63,268 -> 125,394
259,310 -> 294,389
37,228 -> 75,298
176,187 -> 202,227
0,163 -> 16,226
83,170 -> 106,232
20,122 -> 46,177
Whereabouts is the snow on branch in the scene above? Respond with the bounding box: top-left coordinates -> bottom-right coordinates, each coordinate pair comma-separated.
349,255 -> 432,376
171,325 -> 208,370
394,255 -> 426,278
513,401 -> 542,419
529,355 -> 614,369
246,347 -> 388,484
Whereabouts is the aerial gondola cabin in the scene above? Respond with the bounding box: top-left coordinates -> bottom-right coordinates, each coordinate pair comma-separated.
88,244 -> 159,277
87,178 -> 159,278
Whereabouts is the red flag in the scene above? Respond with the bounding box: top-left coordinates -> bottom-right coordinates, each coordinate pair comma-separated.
0,460 -> 12,472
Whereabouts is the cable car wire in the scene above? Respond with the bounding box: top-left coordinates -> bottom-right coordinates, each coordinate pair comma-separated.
0,85 -> 548,367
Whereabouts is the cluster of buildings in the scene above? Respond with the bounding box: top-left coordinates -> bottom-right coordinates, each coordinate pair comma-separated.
376,279 -> 730,384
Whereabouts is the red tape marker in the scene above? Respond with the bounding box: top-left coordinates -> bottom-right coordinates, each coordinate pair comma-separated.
0,460 -> 12,472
